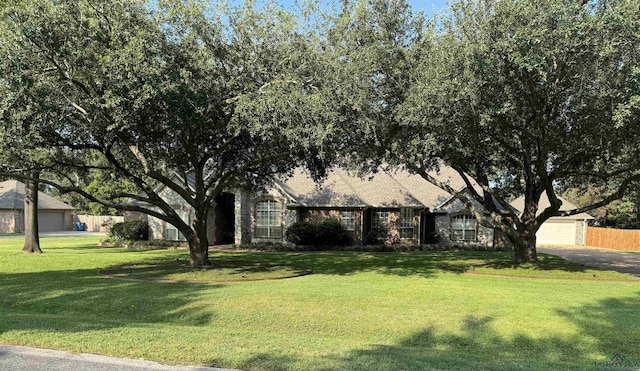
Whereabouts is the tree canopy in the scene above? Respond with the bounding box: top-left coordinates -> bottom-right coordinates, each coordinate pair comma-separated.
0,0 -> 333,265
1,0 -> 638,264
395,0 -> 640,261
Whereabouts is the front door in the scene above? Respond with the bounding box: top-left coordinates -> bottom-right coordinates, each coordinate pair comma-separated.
422,213 -> 437,244
214,193 -> 235,245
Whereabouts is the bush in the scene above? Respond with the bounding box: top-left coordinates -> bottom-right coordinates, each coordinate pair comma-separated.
285,219 -> 352,248
285,222 -> 317,245
99,238 -> 187,249
316,219 -> 351,247
363,225 -> 389,245
109,221 -> 149,241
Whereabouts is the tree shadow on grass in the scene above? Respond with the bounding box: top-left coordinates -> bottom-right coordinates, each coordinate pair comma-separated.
47,248 -> 508,280
209,250 -> 612,279
234,293 -> 640,371
99,258 -> 311,282
0,267 -> 219,337
437,253 -> 610,275
210,251 -> 511,279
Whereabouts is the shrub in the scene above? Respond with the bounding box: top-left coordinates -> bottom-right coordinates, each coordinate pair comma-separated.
285,222 -> 317,245
285,219 -> 352,248
363,225 -> 389,245
317,219 -> 351,247
109,221 -> 149,241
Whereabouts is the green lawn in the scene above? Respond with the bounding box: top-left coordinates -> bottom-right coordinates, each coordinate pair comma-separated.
100,259 -> 311,282
1,237 -> 639,370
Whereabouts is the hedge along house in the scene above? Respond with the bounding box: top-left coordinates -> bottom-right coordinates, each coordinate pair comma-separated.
146,166 -> 498,247
0,179 -> 74,233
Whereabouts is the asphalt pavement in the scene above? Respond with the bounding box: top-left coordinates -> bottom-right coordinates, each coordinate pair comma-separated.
538,245 -> 640,277
0,345 -> 242,371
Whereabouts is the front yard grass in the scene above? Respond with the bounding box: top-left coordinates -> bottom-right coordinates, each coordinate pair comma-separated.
100,259 -> 310,282
1,236 -> 639,370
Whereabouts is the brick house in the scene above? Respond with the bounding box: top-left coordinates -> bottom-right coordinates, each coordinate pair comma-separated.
144,166 -> 499,247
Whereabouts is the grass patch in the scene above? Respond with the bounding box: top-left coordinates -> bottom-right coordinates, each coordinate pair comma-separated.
438,253 -> 639,281
100,259 -> 310,282
1,236 -> 640,371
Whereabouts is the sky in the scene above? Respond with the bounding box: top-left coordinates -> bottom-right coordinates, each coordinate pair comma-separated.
407,0 -> 448,16
244,0 -> 450,19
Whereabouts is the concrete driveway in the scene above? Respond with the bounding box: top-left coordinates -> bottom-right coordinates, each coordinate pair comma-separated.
538,245 -> 640,277
0,345 -> 242,371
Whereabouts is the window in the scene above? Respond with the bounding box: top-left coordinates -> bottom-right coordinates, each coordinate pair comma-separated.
372,210 -> 389,231
255,200 -> 282,238
341,210 -> 355,231
400,208 -> 414,239
166,209 -> 189,241
451,214 -> 477,241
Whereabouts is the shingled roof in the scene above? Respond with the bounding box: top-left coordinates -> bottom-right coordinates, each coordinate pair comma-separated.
274,166 -> 472,209
510,192 -> 594,220
0,180 -> 74,210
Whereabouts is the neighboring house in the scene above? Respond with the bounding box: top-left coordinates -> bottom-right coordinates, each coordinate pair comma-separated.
510,193 -> 594,246
0,180 -> 74,233
143,166 -> 500,247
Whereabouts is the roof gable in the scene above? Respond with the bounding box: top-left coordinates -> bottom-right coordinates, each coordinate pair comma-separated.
0,180 -> 75,210
510,192 -> 594,219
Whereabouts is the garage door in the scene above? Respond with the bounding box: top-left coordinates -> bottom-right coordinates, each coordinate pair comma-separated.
536,219 -> 576,245
38,211 -> 65,232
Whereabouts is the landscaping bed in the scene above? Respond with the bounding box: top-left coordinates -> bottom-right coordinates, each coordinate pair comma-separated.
227,242 -> 512,253
99,239 -> 188,250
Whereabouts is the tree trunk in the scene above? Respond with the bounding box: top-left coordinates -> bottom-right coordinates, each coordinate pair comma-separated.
23,174 -> 42,253
187,216 -> 210,267
512,233 -> 537,264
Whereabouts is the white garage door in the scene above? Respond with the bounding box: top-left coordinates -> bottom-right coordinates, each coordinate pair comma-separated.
536,219 -> 576,245
38,211 -> 65,232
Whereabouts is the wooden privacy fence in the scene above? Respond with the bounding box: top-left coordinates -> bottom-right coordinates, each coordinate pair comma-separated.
586,227 -> 640,250
74,215 -> 124,232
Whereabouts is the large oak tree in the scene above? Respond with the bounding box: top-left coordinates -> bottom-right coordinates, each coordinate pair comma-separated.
322,0 -> 639,263
0,0 -> 332,265
397,0 -> 640,262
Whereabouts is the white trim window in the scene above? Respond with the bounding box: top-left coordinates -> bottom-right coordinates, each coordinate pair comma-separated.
400,208 -> 414,239
166,209 -> 189,241
451,214 -> 477,241
372,210 -> 389,231
255,200 -> 282,239
341,210 -> 356,231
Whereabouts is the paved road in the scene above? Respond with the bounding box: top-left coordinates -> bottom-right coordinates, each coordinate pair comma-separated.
538,245 -> 640,277
0,345 -> 242,371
